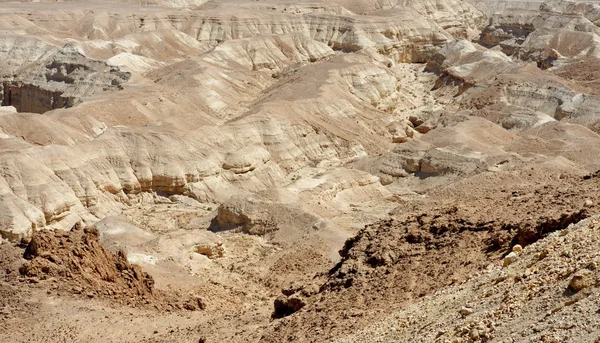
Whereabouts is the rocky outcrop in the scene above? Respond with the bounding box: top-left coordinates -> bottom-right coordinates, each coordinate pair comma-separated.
2,0 -> 485,63
1,0 -> 597,247
425,31 -> 600,131
177,10 -> 453,61
261,161 -> 600,343
20,224 -> 156,302
1,81 -> 77,114
336,214 -> 600,342
211,192 -> 319,236
476,0 -> 600,65
204,34 -> 335,73
0,45 -> 130,113
5,0 -> 600,342
425,39 -> 516,94
376,116 -> 518,181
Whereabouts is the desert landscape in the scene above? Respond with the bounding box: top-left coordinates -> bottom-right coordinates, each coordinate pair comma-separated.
1,0 -> 600,342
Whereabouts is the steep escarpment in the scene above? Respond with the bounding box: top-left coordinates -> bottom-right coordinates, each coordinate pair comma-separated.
0,44 -> 130,113
2,0 -> 483,62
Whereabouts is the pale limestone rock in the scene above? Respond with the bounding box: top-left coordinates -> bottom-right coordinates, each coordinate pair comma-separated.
503,252 -> 518,267
459,307 -> 474,316
0,0 -> 511,241
388,122 -> 414,143
204,34 -> 335,73
222,146 -> 271,174
213,192 -> 319,236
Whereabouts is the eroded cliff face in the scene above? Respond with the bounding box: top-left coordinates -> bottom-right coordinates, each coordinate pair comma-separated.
1,1 -> 477,61
0,81 -> 75,114
0,45 -> 130,113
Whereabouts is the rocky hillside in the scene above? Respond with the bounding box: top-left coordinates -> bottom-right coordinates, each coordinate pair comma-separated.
338,213 -> 600,342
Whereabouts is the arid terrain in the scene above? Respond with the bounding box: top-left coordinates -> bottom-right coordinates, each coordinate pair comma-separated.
1,0 -> 600,342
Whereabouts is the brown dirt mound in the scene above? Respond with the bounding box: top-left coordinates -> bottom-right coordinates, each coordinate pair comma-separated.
16,224 -> 203,311
19,224 -> 156,305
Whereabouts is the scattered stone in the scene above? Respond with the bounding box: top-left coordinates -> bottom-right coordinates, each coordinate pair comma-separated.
183,296 -> 205,311
388,122 -> 415,143
300,283 -> 321,297
538,248 -> 551,260
408,115 -> 424,127
415,121 -> 437,134
568,270 -> 594,292
548,48 -> 562,60
273,293 -> 308,318
194,243 -> 224,259
512,245 -> 523,253
459,307 -> 474,316
392,132 -> 410,143
503,252 -> 518,267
